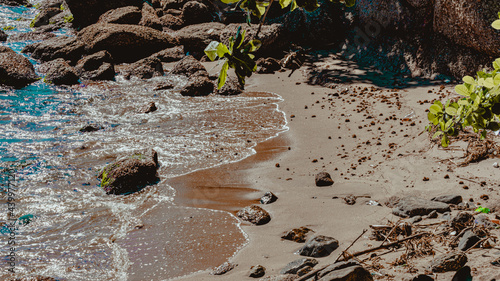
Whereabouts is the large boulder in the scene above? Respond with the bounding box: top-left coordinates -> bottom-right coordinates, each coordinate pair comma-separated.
22,36 -> 85,63
355,0 -> 415,34
434,0 -> 500,57
179,74 -> 214,96
181,1 -> 212,25
40,58 -> 79,85
392,197 -> 451,218
159,14 -> 184,30
169,55 -> 207,76
30,7 -> 62,28
64,0 -> 143,28
174,22 -> 226,55
97,6 -> 142,25
431,252 -> 468,273
139,2 -> 163,30
77,23 -> 178,63
98,149 -> 160,195
280,258 -> 318,275
0,47 -> 38,88
121,57 -> 164,79
76,51 -> 115,81
149,46 -> 184,62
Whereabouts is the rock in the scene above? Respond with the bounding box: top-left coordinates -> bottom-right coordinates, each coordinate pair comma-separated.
210,262 -> 236,275
317,264 -> 373,281
75,51 -> 115,80
22,36 -> 85,63
407,275 -> 434,281
260,191 -> 278,204
140,102 -> 157,113
355,0 -> 414,34
11,276 -> 57,281
76,51 -> 113,70
149,46 -> 184,62
474,214 -> 497,228
249,265 -> 266,278
405,0 -> 432,8
98,149 -> 160,195
77,23 -> 178,63
237,205 -> 271,225
258,275 -> 297,281
431,195 -> 463,205
431,252 -> 468,273
98,6 -> 142,25
37,0 -> 65,10
153,81 -> 175,90
280,258 -> 318,275
181,1 -> 211,25
139,2 -> 163,30
392,197 -> 451,218
434,0 -> 500,57
160,14 -> 184,30
220,23 -> 288,56
121,57 -> 164,79
31,7 -> 62,28
451,266 -> 472,281
427,210 -> 438,219
317,261 -> 361,278
0,30 -> 7,42
79,124 -> 103,132
41,59 -> 79,85
450,212 -> 474,230
409,215 -> 422,224
179,75 -> 213,96
8,30 -> 56,42
0,0 -> 30,6
458,230 -> 480,251
170,55 -> 208,76
281,227 -> 313,243
174,22 -> 226,55
315,171 -> 333,186
64,0 -> 143,28
0,47 -> 38,88
217,77 -> 243,96
81,63 -> 115,81
297,235 -> 339,257
257,57 -> 281,74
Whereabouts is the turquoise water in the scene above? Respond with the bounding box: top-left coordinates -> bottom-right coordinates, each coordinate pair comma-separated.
0,3 -> 287,280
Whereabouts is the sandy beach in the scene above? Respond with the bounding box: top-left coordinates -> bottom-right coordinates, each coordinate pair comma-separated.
170,55 -> 500,280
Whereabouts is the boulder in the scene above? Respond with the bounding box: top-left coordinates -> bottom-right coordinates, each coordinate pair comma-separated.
237,205 -> 271,225
0,47 -> 38,88
280,258 -> 318,275
318,265 -> 373,281
170,55 -> 207,76
220,23 -> 288,56
31,7 -> 62,28
281,227 -> 313,243
317,261 -> 362,278
77,23 -> 178,63
249,265 -> 266,278
161,0 -> 191,10
217,77 -> 243,96
8,30 -> 56,42
80,63 -> 115,81
98,149 -> 160,195
297,235 -> 339,257
76,51 -> 113,72
257,57 -> 281,74
149,46 -> 184,62
121,57 -> 164,79
181,1 -> 212,25
175,22 -> 226,55
40,58 -> 79,85
160,14 -> 184,30
431,195 -> 463,205
97,6 -> 142,25
0,30 -> 7,42
210,262 -> 236,275
64,0 -> 143,28
22,36 -> 85,63
458,230 -> 480,251
392,197 -> 451,218
179,75 -> 213,96
139,2 -> 163,30
260,191 -> 278,204
355,0 -> 415,34
37,0 -> 65,10
431,252 -> 467,273
315,171 -> 334,186
0,0 -> 30,6
434,0 -> 500,57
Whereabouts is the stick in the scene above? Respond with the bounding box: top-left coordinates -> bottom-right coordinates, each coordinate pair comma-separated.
334,229 -> 367,263
255,0 -> 274,38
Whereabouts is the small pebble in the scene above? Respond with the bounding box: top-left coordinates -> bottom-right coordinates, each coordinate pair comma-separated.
494,162 -> 499,168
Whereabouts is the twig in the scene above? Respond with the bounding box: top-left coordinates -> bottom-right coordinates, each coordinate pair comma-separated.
449,226 -> 473,245
380,220 -> 401,246
334,229 -> 367,263
457,177 -> 481,185
255,0 -> 274,38
464,237 -> 488,253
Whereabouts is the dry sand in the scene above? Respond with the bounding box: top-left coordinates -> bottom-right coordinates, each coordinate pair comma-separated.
170,54 -> 500,280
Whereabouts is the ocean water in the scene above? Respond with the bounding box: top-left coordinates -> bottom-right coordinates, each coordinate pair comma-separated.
0,4 -> 287,280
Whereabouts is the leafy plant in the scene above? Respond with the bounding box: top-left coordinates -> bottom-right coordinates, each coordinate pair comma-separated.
2,26 -> 14,31
427,13 -> 500,147
205,26 -> 261,89
63,14 -> 74,23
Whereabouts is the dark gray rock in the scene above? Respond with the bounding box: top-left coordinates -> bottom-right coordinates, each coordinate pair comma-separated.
121,57 -> 164,79
8,30 -> 56,42
179,75 -> 213,96
169,55 -> 207,76
237,205 -> 271,225
153,81 -> 175,90
40,58 -> 79,85
217,77 -> 243,96
0,47 -> 38,88
98,6 -> 142,25
174,22 -> 226,55
76,51 -> 113,70
260,191 -> 278,204
76,51 -> 115,81
450,212 -> 474,230
64,0 -> 143,28
0,30 -> 7,42
22,36 -> 85,63
210,262 -> 236,275
315,171 -> 334,186
159,14 -> 184,30
458,230 -> 480,251
37,0 -> 65,10
181,1 -> 211,25
317,265 -> 373,281
77,23 -> 178,63
451,266 -> 472,281
407,275 -> 434,281
427,210 -> 438,219
317,261 -> 361,278
140,102 -> 157,113
98,149 -> 160,195
431,252 -> 467,273
31,7 -> 62,28
281,227 -> 313,243
249,265 -> 266,278
297,235 -> 339,257
149,46 -> 184,62
80,62 -> 115,81
409,215 -> 422,224
431,195 -> 463,205
392,197 -> 451,218
79,124 -> 103,132
280,258 -> 318,275
139,2 -> 162,30
257,57 -> 281,74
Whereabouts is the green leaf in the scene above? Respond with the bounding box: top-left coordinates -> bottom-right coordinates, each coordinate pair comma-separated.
441,135 -> 449,147
427,112 -> 438,125
484,77 -> 495,89
279,0 -> 293,8
492,19 -> 500,30
475,206 -> 490,214
344,0 -> 356,7
217,43 -> 230,57
220,0 -> 240,3
217,60 -> 229,90
445,106 -> 457,116
432,131 -> 443,139
493,58 -> 500,70
463,76 -> 475,84
243,40 -> 261,53
488,122 -> 500,131
480,130 -> 487,140
455,84 -> 470,96
429,104 -> 443,115
205,41 -> 221,61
